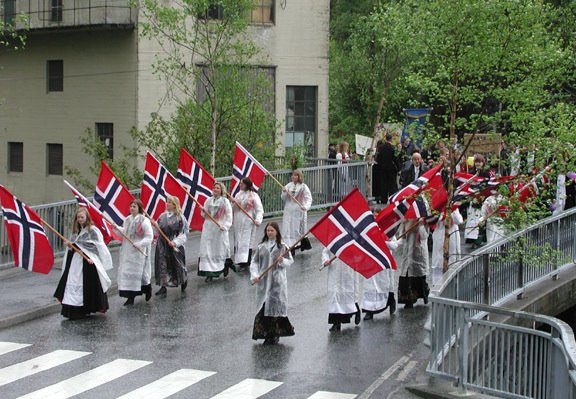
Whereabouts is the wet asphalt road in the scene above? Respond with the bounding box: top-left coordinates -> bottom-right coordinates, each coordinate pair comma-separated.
0,238 -> 432,399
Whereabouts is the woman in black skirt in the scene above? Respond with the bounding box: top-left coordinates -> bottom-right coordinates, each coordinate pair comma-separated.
250,222 -> 295,345
54,208 -> 112,319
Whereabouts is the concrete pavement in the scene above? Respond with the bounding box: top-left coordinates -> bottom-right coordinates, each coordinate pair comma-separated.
0,212 -> 494,398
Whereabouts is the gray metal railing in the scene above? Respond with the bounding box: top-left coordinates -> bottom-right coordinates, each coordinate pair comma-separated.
428,207 -> 576,398
0,162 -> 369,269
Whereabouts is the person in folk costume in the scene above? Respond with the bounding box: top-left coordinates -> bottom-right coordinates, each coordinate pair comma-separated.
362,220 -> 398,320
198,182 -> 234,282
114,199 -> 154,306
281,170 -> 313,255
336,141 -> 351,196
322,248 -> 362,332
250,222 -> 295,345
464,154 -> 491,247
480,188 -> 509,244
54,207 -> 112,319
154,195 -> 188,296
397,218 -> 430,308
431,208 -> 464,270
233,177 -> 263,271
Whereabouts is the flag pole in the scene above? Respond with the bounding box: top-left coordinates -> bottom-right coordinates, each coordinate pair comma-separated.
319,255 -> 337,271
108,217 -> 148,257
267,172 -> 306,210
40,218 -> 93,264
226,193 -> 257,225
144,211 -> 181,253
185,191 -> 224,230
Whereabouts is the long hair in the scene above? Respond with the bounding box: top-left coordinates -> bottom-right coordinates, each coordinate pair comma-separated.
167,195 -> 181,215
131,199 -> 144,214
291,170 -> 304,184
214,182 -> 228,197
241,177 -> 254,191
261,221 -> 282,248
72,207 -> 93,234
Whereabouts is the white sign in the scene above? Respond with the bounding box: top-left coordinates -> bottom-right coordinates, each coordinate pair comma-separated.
355,134 -> 374,156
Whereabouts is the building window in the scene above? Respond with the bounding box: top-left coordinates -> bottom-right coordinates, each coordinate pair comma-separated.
96,123 -> 114,160
198,2 -> 224,20
47,143 -> 63,175
249,0 -> 274,24
3,0 -> 16,25
286,86 -> 316,155
8,142 -> 23,173
51,0 -> 63,22
47,60 -> 63,92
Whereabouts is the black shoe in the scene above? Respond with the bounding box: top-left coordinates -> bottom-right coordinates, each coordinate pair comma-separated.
404,302 -> 414,309
230,264 -> 237,273
364,312 -> 373,321
423,295 -> 429,305
181,280 -> 188,292
223,265 -> 229,277
155,287 -> 167,296
145,285 -> 152,302
123,297 -> 134,306
205,276 -> 213,283
329,323 -> 341,332
354,304 -> 361,325
388,293 -> 396,315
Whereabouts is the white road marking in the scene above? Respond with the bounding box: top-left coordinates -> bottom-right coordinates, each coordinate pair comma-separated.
210,378 -> 283,399
395,360 -> 418,381
0,349 -> 90,387
307,391 -> 357,399
356,353 -> 413,399
117,368 -> 216,399
18,358 -> 151,399
0,342 -> 31,356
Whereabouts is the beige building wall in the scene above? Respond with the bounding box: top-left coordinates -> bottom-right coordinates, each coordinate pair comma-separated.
0,30 -> 138,204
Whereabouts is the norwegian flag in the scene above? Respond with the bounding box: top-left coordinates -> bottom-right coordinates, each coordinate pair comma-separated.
64,180 -> 120,244
310,188 -> 396,279
94,161 -> 134,226
0,186 -> 54,274
405,173 -> 447,220
376,163 -> 444,237
453,173 -> 515,207
230,142 -> 268,197
176,148 -> 215,231
140,151 -> 192,223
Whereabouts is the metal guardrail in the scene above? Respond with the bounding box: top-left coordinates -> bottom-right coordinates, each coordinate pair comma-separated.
0,161 -> 369,269
1,0 -> 136,31
428,207 -> 576,398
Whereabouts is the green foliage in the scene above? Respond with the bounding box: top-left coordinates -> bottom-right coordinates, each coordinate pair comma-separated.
64,128 -> 143,191
137,0 -> 278,175
0,15 -> 28,50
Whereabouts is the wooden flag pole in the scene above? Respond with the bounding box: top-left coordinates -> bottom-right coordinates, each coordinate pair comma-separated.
106,216 -> 148,257
252,233 -> 310,284
267,172 -> 306,210
40,219 -> 93,264
319,255 -> 337,271
226,193 -> 257,225
184,191 -> 224,230
144,211 -> 181,253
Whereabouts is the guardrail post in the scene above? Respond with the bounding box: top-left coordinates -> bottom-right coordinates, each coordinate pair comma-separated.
517,247 -> 524,300
483,253 -> 490,305
457,306 -> 469,394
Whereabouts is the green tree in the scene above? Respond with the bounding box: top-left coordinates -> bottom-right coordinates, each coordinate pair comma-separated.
137,0 -> 278,176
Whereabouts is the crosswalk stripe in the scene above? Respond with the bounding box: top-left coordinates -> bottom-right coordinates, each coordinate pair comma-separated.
0,342 -> 31,356
17,358 -> 152,399
0,349 -> 90,387
116,368 -> 216,399
307,391 -> 357,399
210,378 -> 283,399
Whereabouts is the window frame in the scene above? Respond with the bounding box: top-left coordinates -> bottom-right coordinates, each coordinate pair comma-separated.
285,86 -> 317,156
47,60 -> 64,92
46,143 -> 63,176
8,142 -> 23,173
248,0 -> 274,25
96,122 -> 114,160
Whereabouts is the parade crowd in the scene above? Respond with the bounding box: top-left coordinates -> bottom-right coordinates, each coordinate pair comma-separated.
2,138 -> 573,347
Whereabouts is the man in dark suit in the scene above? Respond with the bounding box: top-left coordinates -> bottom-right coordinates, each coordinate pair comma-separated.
400,150 -> 429,187
376,133 -> 401,203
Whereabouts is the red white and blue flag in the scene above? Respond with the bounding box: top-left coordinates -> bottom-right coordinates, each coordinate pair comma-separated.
376,163 -> 444,236
64,180 -> 120,244
310,188 -> 396,278
140,151 -> 192,223
94,161 -> 134,226
230,142 -> 268,197
0,185 -> 54,274
176,148 -> 215,231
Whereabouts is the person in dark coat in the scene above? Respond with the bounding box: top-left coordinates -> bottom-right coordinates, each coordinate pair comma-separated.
377,133 -> 400,203
400,150 -> 429,188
